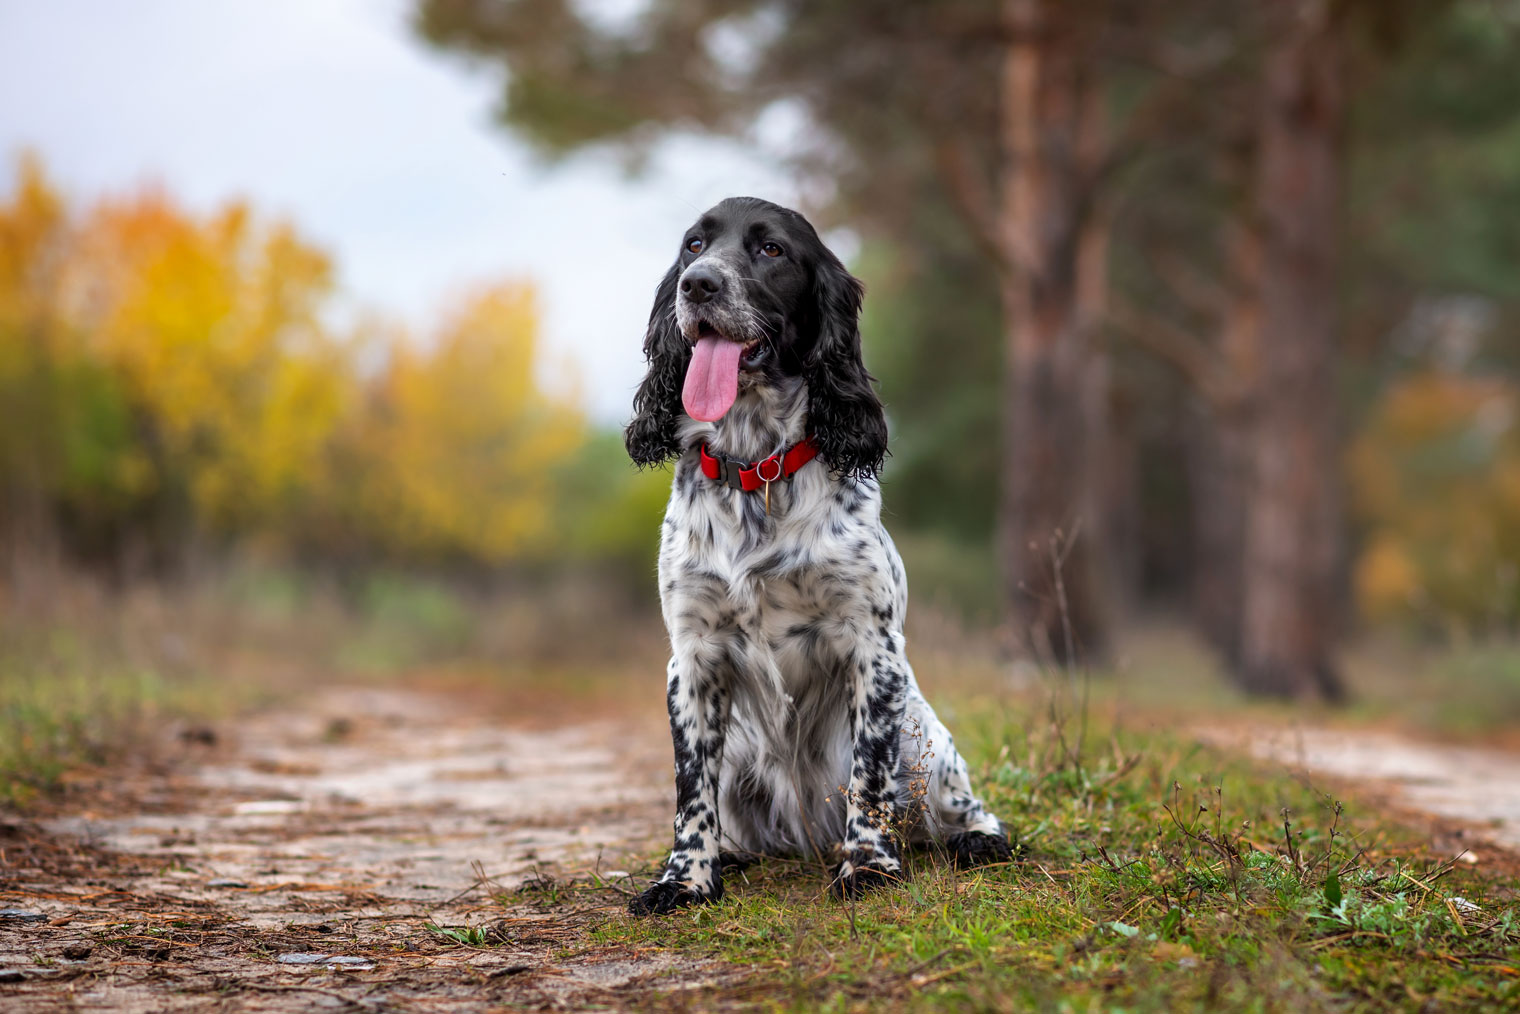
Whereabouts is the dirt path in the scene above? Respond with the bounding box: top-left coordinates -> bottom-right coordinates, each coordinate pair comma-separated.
0,686 -> 707,1012
1214,723 -> 1520,856
4,686 -> 1520,1011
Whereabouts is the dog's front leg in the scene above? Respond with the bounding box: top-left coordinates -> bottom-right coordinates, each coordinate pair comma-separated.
629,652 -> 729,916
833,635 -> 909,898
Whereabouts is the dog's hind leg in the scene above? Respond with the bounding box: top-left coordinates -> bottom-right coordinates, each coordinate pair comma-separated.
902,687 -> 1015,868
629,652 -> 731,916
893,690 -> 1015,863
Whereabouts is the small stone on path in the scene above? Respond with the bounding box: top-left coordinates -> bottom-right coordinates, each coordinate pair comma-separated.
0,909 -> 43,922
278,953 -> 376,970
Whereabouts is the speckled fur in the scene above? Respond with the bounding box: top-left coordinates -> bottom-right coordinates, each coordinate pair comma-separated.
626,199 -> 1010,916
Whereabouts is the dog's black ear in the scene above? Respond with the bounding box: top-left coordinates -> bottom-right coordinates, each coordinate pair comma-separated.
806,255 -> 888,479
625,262 -> 689,466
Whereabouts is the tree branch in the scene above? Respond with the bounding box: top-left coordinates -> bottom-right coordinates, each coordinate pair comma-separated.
1106,295 -> 1238,410
934,138 -> 1008,272
1095,39 -> 1240,186
1148,246 -> 1232,321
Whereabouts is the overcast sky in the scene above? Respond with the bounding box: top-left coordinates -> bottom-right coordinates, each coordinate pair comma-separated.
0,0 -> 804,422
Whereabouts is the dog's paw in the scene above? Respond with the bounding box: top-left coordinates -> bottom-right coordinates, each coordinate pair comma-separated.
830,852 -> 904,900
948,829 -> 1015,869
718,850 -> 760,875
627,878 -> 721,917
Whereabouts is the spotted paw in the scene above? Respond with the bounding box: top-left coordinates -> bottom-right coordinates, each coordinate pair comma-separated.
627,878 -> 720,917
830,854 -> 903,900
948,829 -> 1015,869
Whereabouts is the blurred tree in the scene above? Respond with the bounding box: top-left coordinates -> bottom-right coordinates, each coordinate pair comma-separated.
1109,6 -> 1347,700
1,158 -> 654,580
1231,0 -> 1347,700
0,156 -> 68,558
1117,0 -> 1520,696
984,0 -> 1114,661
413,0 -> 1245,661
1339,0 -> 1520,637
1350,371 -> 1520,632
354,283 -> 586,564
0,157 -> 148,568
861,238 -> 1001,546
63,194 -> 352,560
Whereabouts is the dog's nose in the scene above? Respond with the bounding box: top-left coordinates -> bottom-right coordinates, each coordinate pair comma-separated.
680,265 -> 723,304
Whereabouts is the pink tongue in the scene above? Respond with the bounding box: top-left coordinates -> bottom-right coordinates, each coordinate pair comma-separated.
682,337 -> 743,421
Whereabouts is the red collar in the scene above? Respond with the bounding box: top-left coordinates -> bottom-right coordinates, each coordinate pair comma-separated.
699,436 -> 820,492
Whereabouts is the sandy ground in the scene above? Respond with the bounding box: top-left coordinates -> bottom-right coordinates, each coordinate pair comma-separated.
3,685 -> 1519,1011
0,686 -> 717,1013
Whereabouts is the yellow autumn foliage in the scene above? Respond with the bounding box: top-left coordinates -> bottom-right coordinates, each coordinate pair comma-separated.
0,154 -> 65,341
61,193 -> 351,534
0,155 -> 648,570
1,155 -> 152,524
1348,370 -> 1520,630
357,284 -> 585,563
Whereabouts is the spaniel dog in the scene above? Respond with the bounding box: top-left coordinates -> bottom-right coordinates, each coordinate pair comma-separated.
625,197 -> 1012,916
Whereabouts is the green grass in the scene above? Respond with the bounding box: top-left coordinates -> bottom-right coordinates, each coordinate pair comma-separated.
573,695 -> 1520,1013
425,922 -> 498,946
0,628 -> 204,806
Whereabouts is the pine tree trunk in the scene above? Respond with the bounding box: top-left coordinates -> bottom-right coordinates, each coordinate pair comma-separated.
1191,218 -> 1261,664
1189,408 -> 1249,661
996,0 -> 1110,663
1237,1 -> 1345,700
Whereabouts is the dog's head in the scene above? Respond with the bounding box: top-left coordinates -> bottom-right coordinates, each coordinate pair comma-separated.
624,197 -> 887,478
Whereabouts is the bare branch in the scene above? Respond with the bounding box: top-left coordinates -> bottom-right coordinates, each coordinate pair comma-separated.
1149,247 -> 1233,321
1106,295 -> 1238,409
933,139 -> 1008,272
1096,38 -> 1239,185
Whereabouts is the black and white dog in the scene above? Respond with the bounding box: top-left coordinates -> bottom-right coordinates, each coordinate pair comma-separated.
625,197 -> 1011,916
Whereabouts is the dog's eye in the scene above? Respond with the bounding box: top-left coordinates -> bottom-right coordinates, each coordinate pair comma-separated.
686,237 -> 704,254
761,241 -> 783,258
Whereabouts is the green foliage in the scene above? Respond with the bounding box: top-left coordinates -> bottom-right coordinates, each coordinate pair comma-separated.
1350,2 -> 1520,303
425,923 -> 494,947
862,240 -> 1001,546
549,430 -> 670,579
891,531 -> 998,624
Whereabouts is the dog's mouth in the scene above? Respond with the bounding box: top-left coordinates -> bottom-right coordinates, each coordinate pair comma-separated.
692,320 -> 769,367
682,321 -> 769,422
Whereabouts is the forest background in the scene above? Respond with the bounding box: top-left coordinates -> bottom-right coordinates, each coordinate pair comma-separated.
4,0 -> 1520,720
